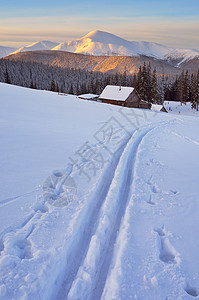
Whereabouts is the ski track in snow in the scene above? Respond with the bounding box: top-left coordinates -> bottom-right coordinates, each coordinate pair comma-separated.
52,133 -> 133,300
54,121 -> 169,300
0,116 -> 183,300
169,131 -> 199,147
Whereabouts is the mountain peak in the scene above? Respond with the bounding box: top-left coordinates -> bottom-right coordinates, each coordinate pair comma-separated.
81,30 -> 129,45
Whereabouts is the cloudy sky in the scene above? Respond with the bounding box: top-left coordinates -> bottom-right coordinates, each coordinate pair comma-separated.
0,0 -> 199,49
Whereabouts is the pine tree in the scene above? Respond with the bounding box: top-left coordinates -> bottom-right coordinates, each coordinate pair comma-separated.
50,78 -> 56,92
190,72 -> 199,111
4,67 -> 11,84
30,80 -> 34,89
69,83 -> 74,94
55,83 -> 59,93
150,68 -> 159,103
182,70 -> 189,103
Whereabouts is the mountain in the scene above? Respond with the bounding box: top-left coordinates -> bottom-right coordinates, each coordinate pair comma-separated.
0,46 -> 17,58
9,41 -> 58,55
2,30 -> 199,73
3,50 -> 183,76
52,30 -> 199,67
52,30 -> 172,59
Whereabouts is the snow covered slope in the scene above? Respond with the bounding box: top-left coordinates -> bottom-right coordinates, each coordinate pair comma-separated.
164,101 -> 199,116
52,30 -> 199,65
0,46 -> 17,58
9,41 -> 58,55
1,83 -> 199,300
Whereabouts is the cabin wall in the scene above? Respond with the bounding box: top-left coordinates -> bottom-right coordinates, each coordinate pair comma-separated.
100,99 -> 125,106
125,91 -> 140,107
139,101 -> 151,109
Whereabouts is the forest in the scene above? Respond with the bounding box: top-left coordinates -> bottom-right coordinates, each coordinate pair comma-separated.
0,59 -> 199,109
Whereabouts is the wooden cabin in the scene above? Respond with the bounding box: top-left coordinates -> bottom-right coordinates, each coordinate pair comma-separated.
99,85 -> 151,109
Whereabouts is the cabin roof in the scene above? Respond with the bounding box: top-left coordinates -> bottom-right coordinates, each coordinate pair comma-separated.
151,104 -> 168,112
99,85 -> 134,101
78,93 -> 99,99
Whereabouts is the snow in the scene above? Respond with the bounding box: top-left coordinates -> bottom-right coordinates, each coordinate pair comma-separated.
78,93 -> 99,99
164,101 -> 199,116
1,83 -> 199,299
165,48 -> 199,66
0,46 -> 17,58
9,41 -> 58,55
151,104 -> 165,112
99,85 -> 134,101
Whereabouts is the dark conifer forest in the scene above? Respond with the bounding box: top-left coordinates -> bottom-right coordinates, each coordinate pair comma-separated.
0,59 -> 198,108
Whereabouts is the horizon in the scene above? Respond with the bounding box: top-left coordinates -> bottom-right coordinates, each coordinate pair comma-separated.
0,0 -> 199,50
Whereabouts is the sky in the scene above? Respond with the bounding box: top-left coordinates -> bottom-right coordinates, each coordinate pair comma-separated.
0,0 -> 199,49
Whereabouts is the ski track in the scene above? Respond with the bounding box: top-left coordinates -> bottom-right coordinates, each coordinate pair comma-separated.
170,130 -> 199,147
0,117 -> 175,300
53,134 -> 133,300
55,121 -> 169,300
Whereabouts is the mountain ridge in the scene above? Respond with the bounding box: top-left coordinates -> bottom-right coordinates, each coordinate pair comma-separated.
2,30 -> 199,75
3,30 -> 199,67
4,49 -> 196,76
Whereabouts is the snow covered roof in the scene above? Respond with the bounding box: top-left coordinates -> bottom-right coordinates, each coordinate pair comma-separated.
151,104 -> 164,111
99,85 -> 134,101
151,104 -> 167,112
78,94 -> 99,99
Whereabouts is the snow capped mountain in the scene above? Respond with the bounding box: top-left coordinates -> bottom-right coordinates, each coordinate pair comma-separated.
0,46 -> 17,58
3,30 -> 199,67
52,30 -> 199,65
9,41 -> 58,55
52,30 -> 172,58
165,48 -> 199,66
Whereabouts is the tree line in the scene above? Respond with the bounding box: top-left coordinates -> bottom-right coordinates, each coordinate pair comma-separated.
0,59 -> 199,109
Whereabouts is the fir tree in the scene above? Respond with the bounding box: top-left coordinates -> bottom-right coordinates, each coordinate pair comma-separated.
30,80 -> 34,89
69,83 -> 74,94
50,78 -> 56,92
150,68 -> 159,103
4,67 -> 11,84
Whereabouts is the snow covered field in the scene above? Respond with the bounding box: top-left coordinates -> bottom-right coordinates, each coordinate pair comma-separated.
1,83 -> 199,300
164,101 -> 199,116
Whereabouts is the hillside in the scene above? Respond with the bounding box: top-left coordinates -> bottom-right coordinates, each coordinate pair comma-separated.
3,50 -> 183,76
1,83 -> 199,299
